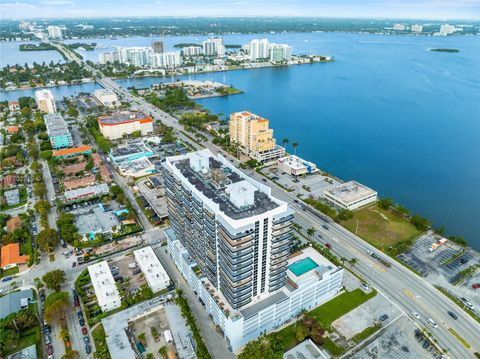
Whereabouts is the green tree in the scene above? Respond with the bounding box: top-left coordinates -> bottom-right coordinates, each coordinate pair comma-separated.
43,269 -> 66,292
377,197 -> 394,210
36,228 -> 59,252
158,346 -> 167,358
349,257 -> 359,266
292,142 -> 299,156
307,227 -> 316,237
44,291 -> 69,324
39,149 -> 52,160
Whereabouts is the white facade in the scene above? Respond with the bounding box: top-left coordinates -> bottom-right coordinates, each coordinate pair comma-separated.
92,89 -> 118,108
99,51 -> 120,64
35,89 -> 56,114
99,112 -> 153,140
134,246 -> 171,293
202,37 -> 225,56
248,39 -> 270,61
167,229 -> 344,352
411,24 -> 423,33
113,47 -> 181,68
440,24 -> 455,35
277,155 -> 318,176
47,26 -> 63,39
270,44 -> 292,62
323,180 -> 378,210
118,157 -> 156,177
183,46 -> 202,57
88,261 -> 121,312
393,23 -> 406,31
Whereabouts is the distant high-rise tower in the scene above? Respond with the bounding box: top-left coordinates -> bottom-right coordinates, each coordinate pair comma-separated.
152,40 -> 164,54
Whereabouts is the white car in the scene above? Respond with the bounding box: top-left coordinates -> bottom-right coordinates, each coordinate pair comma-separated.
366,250 -> 374,256
428,318 -> 438,328
410,311 -> 420,319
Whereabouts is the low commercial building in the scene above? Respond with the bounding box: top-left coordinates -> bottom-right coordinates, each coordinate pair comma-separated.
109,141 -> 155,164
133,246 -> 171,293
75,204 -> 120,241
277,155 -> 318,176
35,89 -> 56,113
323,180 -> 377,211
167,229 -> 344,352
284,339 -> 331,359
52,145 -> 92,159
4,188 -> 20,206
88,261 -> 121,312
44,113 -> 73,149
92,89 -> 119,108
98,112 -> 153,140
118,157 -> 156,177
63,174 -> 96,190
0,243 -> 29,270
0,289 -> 33,319
64,183 -> 110,202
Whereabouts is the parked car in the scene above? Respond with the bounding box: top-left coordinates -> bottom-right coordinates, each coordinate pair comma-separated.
47,345 -> 53,356
423,340 -> 430,349
379,314 -> 389,321
360,283 -> 370,291
447,311 -> 458,320
72,262 -> 77,268
428,318 -> 438,328
472,283 -> 480,289
79,319 -> 85,326
85,345 -> 91,354
2,276 -> 13,282
45,335 -> 51,345
83,336 -> 90,344
77,311 -> 83,320
82,327 -> 88,335
325,243 -> 332,249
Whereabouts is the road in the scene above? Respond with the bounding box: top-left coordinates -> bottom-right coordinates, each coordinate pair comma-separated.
55,43 -> 480,358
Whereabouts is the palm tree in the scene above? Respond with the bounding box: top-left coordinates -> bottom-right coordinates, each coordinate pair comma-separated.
158,346 -> 168,359
340,257 -> 347,265
282,138 -> 289,151
292,142 -> 299,156
307,227 -> 316,238
349,257 -> 359,267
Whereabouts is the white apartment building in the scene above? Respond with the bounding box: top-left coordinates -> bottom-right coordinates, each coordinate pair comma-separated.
183,46 -> 203,57
277,155 -> 318,176
323,180 -> 378,211
150,51 -> 182,68
133,246 -> 171,293
47,25 -> 63,39
88,261 -> 121,312
202,37 -> 225,56
167,229 -> 344,352
99,51 -> 120,64
113,47 -> 181,68
270,44 -> 292,62
98,111 -> 153,140
35,89 -> 56,114
393,23 -> 406,31
248,39 -> 270,61
411,24 -> 423,33
440,24 -> 455,35
92,89 -> 118,108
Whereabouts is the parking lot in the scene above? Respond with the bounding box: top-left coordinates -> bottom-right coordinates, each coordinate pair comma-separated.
350,316 -> 442,359
260,165 -> 341,198
333,293 -> 401,340
109,254 -> 146,291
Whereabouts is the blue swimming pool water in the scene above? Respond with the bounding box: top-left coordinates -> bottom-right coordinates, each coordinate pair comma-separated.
288,257 -> 319,276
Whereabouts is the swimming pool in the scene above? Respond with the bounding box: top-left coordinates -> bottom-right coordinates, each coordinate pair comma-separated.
288,257 -> 319,276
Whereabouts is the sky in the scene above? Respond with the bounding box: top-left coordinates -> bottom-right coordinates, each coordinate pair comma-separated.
1,0 -> 479,20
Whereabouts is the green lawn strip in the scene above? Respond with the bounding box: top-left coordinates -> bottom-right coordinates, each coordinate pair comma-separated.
1,266 -> 20,277
340,204 -> 421,251
435,286 -> 480,324
310,289 -> 377,330
92,324 -> 112,359
448,328 -> 471,349
351,323 -> 382,343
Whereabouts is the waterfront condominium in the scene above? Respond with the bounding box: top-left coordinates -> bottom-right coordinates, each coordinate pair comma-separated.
35,89 -> 56,114
163,149 -> 344,351
229,111 -> 285,163
44,113 -> 73,149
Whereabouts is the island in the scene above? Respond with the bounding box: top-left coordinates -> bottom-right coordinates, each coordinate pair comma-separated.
429,48 -> 460,53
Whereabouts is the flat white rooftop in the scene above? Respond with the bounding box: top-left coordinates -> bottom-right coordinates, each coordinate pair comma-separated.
323,180 -> 377,205
286,246 -> 336,284
134,246 -> 170,293
88,261 -> 121,311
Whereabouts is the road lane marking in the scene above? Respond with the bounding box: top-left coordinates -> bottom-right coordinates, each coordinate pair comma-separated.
402,288 -> 414,299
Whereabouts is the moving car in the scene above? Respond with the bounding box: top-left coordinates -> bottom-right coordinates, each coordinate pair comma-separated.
366,250 -> 374,256
427,318 -> 438,328
410,311 -> 420,319
322,224 -> 329,230
447,311 -> 458,320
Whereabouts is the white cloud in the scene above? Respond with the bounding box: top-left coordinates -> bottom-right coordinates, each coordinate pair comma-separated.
40,0 -> 74,5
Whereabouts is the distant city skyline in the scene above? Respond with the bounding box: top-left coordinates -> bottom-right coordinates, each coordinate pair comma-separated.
1,0 -> 479,20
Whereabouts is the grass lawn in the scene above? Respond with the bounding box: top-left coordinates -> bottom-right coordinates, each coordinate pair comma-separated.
340,203 -> 421,249
1,266 -> 20,278
92,324 -> 112,359
310,288 -> 377,330
270,288 -> 377,355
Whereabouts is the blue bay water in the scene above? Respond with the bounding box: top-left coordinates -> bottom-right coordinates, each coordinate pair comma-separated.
1,32 -> 479,248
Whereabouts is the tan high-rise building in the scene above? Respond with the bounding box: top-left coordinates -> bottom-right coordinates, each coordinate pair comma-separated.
35,89 -> 56,114
229,111 -> 285,162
